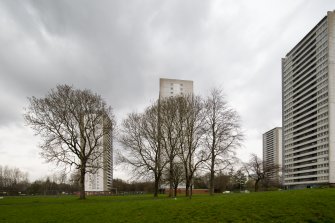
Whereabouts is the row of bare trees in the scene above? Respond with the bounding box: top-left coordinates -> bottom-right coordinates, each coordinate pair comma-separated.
0,166 -> 80,195
0,165 -> 29,194
119,88 -> 243,198
194,157 -> 282,193
24,84 -> 280,199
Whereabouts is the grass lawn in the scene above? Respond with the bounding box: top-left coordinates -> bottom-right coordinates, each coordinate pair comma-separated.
1,188 -> 335,222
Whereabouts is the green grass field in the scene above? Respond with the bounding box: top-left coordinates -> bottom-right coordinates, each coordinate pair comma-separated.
1,188 -> 335,222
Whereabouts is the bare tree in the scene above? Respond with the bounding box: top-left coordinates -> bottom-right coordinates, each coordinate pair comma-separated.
244,154 -> 280,192
203,88 -> 243,195
119,102 -> 167,197
159,96 -> 185,197
178,95 -> 208,198
24,85 -> 114,199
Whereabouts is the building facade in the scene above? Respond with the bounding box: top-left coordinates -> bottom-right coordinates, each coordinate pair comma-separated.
263,127 -> 282,182
159,78 -> 193,99
84,117 -> 113,193
282,11 -> 335,189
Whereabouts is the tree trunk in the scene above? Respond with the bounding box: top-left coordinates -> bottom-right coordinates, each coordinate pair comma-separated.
185,180 -> 190,197
169,160 -> 173,197
174,185 -> 178,197
210,122 -> 216,196
209,157 -> 215,195
154,175 -> 159,198
255,179 -> 260,192
189,184 -> 193,199
79,168 -> 86,200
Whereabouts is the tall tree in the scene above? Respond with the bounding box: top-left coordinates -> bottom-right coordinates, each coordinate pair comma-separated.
159,96 -> 185,197
119,102 -> 167,197
24,85 -> 114,199
203,88 -> 243,195
178,95 -> 207,198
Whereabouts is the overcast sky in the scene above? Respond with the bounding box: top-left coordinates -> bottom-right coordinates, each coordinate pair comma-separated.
0,0 -> 335,181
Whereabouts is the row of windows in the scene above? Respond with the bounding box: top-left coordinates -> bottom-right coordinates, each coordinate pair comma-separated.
316,31 -> 327,44
317,125 -> 328,132
318,150 -> 329,156
318,144 -> 328,150
170,87 -> 184,90
318,163 -> 329,168
317,55 -> 328,64
283,62 -> 315,88
315,22 -> 327,37
285,143 -> 328,157
170,83 -> 184,86
317,129 -> 328,137
285,138 -> 293,144
318,137 -> 328,144
316,61 -> 329,73
285,147 -> 329,159
317,105 -> 328,113
284,176 -> 328,183
315,37 -> 328,48
285,164 -> 294,168
317,92 -> 328,101
284,116 -> 317,137
316,47 -> 328,58
316,73 -> 328,86
316,70 -> 328,82
317,111 -> 328,119
283,71 -> 327,107
283,66 -> 327,107
283,40 -> 326,85
318,99 -> 328,107
285,147 -> 294,153
284,101 -> 293,110
282,22 -> 326,74
284,83 -> 316,107
319,176 -> 329,180
316,85 -> 328,96
285,162 -> 329,170
285,156 -> 329,165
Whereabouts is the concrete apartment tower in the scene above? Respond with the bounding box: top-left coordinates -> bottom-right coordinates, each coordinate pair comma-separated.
282,11 -> 335,189
84,117 -> 113,194
263,127 -> 282,183
159,78 -> 193,99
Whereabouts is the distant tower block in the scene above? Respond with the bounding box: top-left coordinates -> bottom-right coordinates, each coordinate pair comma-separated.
159,78 -> 193,99
263,127 -> 282,182
84,116 -> 113,194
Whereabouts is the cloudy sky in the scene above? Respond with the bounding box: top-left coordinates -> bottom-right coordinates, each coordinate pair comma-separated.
0,0 -> 334,181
